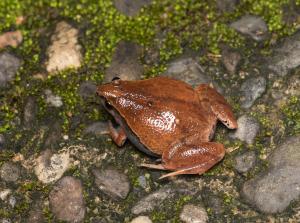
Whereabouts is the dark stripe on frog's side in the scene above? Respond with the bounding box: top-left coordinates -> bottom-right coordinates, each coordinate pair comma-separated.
101,98 -> 160,158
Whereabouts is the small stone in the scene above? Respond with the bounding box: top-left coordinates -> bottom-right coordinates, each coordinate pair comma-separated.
83,122 -> 109,137
137,175 -> 147,189
0,52 -> 21,87
0,30 -> 22,48
0,162 -> 20,182
221,48 -> 241,74
23,96 -> 38,129
1,219 -> 11,223
44,89 -> 63,107
27,208 -> 45,223
104,40 -> 143,83
78,81 -> 97,99
230,15 -> 268,42
49,176 -> 85,222
45,21 -> 82,73
230,115 -> 260,144
180,204 -> 208,223
34,149 -> 70,184
8,196 -> 16,208
240,76 -> 267,108
234,151 -> 256,173
92,167 -> 130,200
0,189 -> 11,201
216,0 -> 238,13
285,74 -> 300,96
113,0 -> 152,16
242,135 -> 300,213
130,216 -> 152,223
268,31 -> 300,76
44,122 -> 62,149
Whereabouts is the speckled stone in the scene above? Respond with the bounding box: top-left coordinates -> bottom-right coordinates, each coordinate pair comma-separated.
0,162 -> 20,182
0,52 -> 21,87
234,151 -> 256,173
180,204 -> 208,223
130,216 -> 152,223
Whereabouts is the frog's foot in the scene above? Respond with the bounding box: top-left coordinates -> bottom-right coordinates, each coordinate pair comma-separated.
139,163 -> 165,170
159,141 -> 225,179
108,120 -> 127,146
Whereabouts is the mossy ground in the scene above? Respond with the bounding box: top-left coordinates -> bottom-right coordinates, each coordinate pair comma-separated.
0,0 -> 300,222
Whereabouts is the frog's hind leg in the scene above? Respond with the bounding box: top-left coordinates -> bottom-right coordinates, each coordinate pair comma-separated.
108,120 -> 127,146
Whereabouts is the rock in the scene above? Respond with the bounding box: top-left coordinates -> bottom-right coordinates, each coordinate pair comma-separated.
230,15 -> 268,42
230,115 -> 260,144
44,122 -> 62,149
104,41 -> 143,83
113,0 -> 152,16
221,48 -> 241,74
78,81 -> 97,99
23,96 -> 38,129
0,134 -> 5,150
49,176 -> 85,222
216,0 -> 238,13
240,76 -> 267,108
27,208 -> 45,223
162,57 -> 220,91
1,219 -> 11,223
130,216 -> 152,223
8,195 -> 16,208
0,189 -> 11,201
242,135 -> 300,213
137,175 -> 147,189
234,151 -> 256,173
0,162 -> 20,182
0,30 -> 22,49
268,31 -> 300,76
180,204 -> 208,223
206,195 -> 224,215
285,74 -> 300,96
92,167 -> 130,200
44,89 -> 63,107
34,149 -> 70,184
45,21 -> 82,73
83,122 -> 109,137
0,52 -> 21,87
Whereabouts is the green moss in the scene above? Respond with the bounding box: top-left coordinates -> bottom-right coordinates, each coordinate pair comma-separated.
281,96 -> 300,134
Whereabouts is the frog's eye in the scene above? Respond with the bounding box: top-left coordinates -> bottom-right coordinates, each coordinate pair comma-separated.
111,77 -> 120,81
111,77 -> 121,86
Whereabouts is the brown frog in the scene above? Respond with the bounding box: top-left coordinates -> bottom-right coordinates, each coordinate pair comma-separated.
97,77 -> 238,178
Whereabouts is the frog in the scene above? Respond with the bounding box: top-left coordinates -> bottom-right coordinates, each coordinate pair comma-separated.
97,76 -> 238,179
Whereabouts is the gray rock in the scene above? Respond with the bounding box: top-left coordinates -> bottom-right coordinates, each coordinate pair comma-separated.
44,89 -> 63,107
230,115 -> 260,144
78,81 -> 97,99
92,167 -> 130,200
0,52 -> 21,87
242,135 -> 300,213
221,48 -> 241,74
268,31 -> 300,76
234,151 -> 256,173
45,21 -> 82,73
285,74 -> 300,96
137,175 -> 147,189
180,204 -> 208,223
23,96 -> 37,129
130,216 -> 152,223
44,122 -> 62,149
104,41 -> 143,83
49,176 -> 85,222
8,196 -> 16,208
27,208 -> 45,223
0,134 -> 5,150
0,162 -> 20,182
83,122 -> 109,137
216,0 -> 238,13
162,57 -> 220,91
206,195 -> 224,215
240,76 -> 267,108
230,15 -> 268,42
113,0 -> 152,16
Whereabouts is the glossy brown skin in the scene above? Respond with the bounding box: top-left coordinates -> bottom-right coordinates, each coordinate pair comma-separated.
97,77 -> 238,178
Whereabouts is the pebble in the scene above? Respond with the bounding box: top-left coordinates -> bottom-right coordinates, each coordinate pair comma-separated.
78,81 -> 97,99
0,52 -> 21,87
130,216 -> 152,223
113,0 -> 152,16
242,135 -> 300,213
268,31 -> 300,76
0,162 -> 20,182
234,151 -> 256,173
240,76 -> 267,108
92,167 -> 130,200
0,189 -> 11,201
104,40 -> 143,83
221,47 -> 241,74
44,89 -> 63,107
216,0 -> 238,13
23,96 -> 38,129
0,30 -> 22,49
34,149 -> 70,184
45,21 -> 82,73
27,208 -> 45,223
83,121 -> 109,137
230,15 -> 268,42
180,204 -> 208,223
44,122 -> 62,149
230,115 -> 260,144
49,176 -> 85,222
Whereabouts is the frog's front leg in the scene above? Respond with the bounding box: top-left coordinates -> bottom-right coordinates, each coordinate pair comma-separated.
141,135 -> 225,179
108,120 -> 127,146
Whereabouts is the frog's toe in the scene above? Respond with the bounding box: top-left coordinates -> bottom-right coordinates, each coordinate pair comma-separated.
139,163 -> 165,170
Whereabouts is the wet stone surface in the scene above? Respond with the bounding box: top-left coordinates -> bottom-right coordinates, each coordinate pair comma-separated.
230,15 -> 268,41
180,204 -> 208,223
104,40 -> 143,83
92,167 -> 130,200
234,151 -> 256,173
240,76 -> 267,109
0,52 -> 21,88
0,162 -> 20,182
230,115 -> 260,144
49,176 -> 85,222
242,135 -> 300,213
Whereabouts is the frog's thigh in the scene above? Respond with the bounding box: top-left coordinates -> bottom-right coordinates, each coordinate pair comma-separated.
108,120 -> 127,146
161,141 -> 225,178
